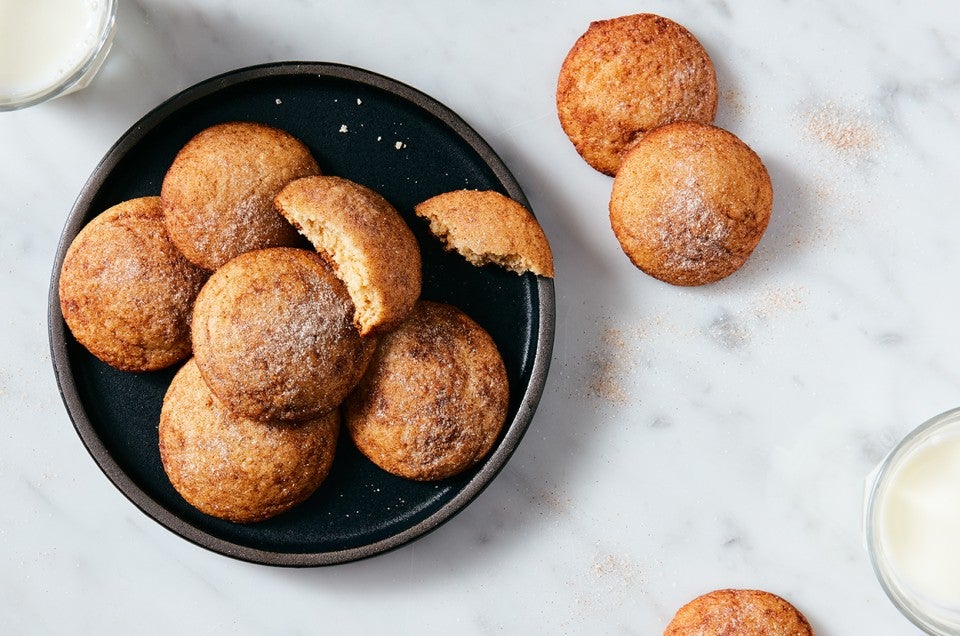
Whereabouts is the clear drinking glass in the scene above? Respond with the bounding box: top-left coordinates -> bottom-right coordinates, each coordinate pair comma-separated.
865,407 -> 960,635
0,0 -> 117,111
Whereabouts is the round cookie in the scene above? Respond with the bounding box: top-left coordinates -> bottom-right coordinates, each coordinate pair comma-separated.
274,175 -> 422,336
159,359 -> 339,523
191,247 -> 376,422
161,121 -> 320,271
344,301 -> 509,481
556,13 -> 718,176
58,196 -> 208,372
609,122 -> 773,286
664,589 -> 814,635
414,189 -> 554,278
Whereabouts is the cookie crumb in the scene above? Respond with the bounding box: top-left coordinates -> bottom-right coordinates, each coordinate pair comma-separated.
395,141 -> 405,150
339,124 -> 349,133
275,98 -> 282,105
357,98 -> 362,105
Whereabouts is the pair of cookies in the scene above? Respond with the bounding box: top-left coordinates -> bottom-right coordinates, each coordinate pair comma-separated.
557,13 -> 773,286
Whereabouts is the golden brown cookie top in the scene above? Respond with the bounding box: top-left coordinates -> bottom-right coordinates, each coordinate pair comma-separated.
59,196 -> 208,371
344,300 -> 509,481
609,122 -> 772,286
274,175 -> 422,336
556,13 -> 717,176
664,589 -> 814,636
191,247 -> 376,422
414,189 -> 554,277
161,121 -> 320,271
159,359 -> 340,523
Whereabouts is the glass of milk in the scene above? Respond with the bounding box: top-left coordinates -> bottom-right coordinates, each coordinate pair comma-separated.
0,0 -> 117,111
865,407 -> 960,635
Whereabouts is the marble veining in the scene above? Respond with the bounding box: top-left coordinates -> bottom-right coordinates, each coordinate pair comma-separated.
3,0 -> 959,633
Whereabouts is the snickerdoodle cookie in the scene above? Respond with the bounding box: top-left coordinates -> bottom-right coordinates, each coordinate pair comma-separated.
161,121 -> 320,271
274,176 -> 422,336
664,589 -> 813,635
609,122 -> 772,286
344,301 -> 509,481
556,13 -> 718,176
59,196 -> 208,371
414,189 -> 554,277
159,359 -> 340,523
191,247 -> 376,422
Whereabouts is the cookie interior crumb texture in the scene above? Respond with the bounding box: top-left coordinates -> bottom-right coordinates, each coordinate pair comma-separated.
414,189 -> 554,277
275,175 -> 422,336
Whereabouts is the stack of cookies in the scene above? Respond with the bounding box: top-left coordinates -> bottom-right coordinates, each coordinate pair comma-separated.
557,13 -> 773,286
59,121 -> 553,523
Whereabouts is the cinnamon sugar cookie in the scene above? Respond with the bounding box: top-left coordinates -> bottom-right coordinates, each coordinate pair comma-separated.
344,301 -> 509,481
275,175 -> 422,336
159,359 -> 339,523
161,121 -> 320,271
609,122 -> 772,286
556,13 -> 718,176
191,247 -> 375,422
59,196 -> 208,371
414,189 -> 554,277
664,589 -> 813,635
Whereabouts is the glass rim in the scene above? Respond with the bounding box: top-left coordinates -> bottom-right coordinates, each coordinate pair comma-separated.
865,406 -> 960,635
0,0 -> 117,112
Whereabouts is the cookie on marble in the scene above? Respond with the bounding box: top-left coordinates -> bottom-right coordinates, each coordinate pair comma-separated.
274,175 -> 421,336
58,196 -> 208,372
556,13 -> 718,176
344,301 -> 509,481
159,359 -> 339,523
161,121 -> 320,271
609,122 -> 772,286
414,189 -> 554,277
191,247 -> 376,422
664,589 -> 814,636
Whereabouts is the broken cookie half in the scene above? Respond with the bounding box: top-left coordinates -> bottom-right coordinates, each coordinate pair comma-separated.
275,175 -> 422,336
414,190 -> 554,278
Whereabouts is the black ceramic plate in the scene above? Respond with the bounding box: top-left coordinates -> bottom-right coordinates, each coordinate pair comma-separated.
48,62 -> 554,566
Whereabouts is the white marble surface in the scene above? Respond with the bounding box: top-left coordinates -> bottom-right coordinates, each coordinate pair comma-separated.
2,0 -> 958,633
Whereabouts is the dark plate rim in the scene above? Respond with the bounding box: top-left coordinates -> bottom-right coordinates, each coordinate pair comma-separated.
47,61 -> 555,567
